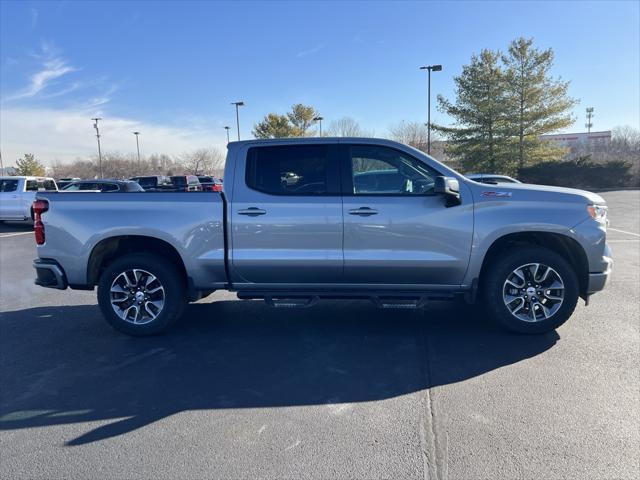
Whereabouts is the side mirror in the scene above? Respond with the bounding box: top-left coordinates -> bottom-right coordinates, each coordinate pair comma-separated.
435,176 -> 459,196
434,176 -> 461,206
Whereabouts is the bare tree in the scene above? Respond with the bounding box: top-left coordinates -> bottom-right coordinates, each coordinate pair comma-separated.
388,121 -> 433,150
50,152 -> 185,179
326,117 -> 368,137
180,148 -> 225,176
611,125 -> 640,152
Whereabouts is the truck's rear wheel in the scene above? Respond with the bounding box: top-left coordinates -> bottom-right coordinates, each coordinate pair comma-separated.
482,247 -> 579,334
97,253 -> 186,336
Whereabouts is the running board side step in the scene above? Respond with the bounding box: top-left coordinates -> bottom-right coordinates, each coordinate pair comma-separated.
237,291 -> 459,309
264,295 -> 320,308
371,296 -> 431,309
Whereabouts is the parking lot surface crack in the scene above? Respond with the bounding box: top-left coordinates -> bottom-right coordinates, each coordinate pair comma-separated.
418,312 -> 447,480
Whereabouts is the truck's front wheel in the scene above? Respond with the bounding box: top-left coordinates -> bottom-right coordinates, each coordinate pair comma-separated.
97,253 -> 186,336
482,247 -> 579,334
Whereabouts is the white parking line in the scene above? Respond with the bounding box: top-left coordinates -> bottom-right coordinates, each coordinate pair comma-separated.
0,232 -> 33,238
609,227 -> 640,238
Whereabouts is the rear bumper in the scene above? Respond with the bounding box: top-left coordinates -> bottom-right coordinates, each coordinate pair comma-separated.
33,259 -> 68,290
586,244 -> 613,294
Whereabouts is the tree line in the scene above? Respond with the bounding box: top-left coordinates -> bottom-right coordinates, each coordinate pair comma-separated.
9,149 -> 226,179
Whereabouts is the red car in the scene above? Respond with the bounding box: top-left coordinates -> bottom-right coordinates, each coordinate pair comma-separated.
198,176 -> 223,192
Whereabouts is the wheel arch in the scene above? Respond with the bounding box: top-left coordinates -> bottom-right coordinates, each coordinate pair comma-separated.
479,231 -> 590,297
87,235 -> 188,289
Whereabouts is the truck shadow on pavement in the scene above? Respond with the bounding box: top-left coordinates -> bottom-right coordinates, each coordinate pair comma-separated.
0,299 -> 559,446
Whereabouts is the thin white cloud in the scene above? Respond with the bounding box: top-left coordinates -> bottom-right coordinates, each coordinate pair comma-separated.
296,43 -> 326,58
6,44 -> 77,101
0,106 -> 227,165
1,42 -> 224,167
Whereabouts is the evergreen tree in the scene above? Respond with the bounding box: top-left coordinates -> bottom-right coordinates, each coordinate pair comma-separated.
287,103 -> 319,135
502,37 -> 577,168
14,153 -> 45,176
252,113 -> 297,139
252,104 -> 319,138
434,49 -> 512,173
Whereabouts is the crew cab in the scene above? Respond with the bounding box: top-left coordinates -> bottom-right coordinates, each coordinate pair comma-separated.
32,138 -> 612,336
0,176 -> 57,221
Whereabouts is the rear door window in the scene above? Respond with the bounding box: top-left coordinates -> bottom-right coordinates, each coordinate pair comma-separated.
245,145 -> 338,195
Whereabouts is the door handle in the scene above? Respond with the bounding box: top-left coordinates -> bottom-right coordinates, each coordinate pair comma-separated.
348,207 -> 378,216
238,207 -> 267,216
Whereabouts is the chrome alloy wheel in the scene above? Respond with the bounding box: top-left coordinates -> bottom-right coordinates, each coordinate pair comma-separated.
109,269 -> 165,325
502,263 -> 565,323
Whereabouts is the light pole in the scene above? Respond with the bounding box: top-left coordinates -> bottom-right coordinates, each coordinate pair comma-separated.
224,126 -> 231,144
133,131 -> 141,170
419,64 -> 442,155
92,117 -> 103,178
231,101 -> 244,141
313,116 -> 324,136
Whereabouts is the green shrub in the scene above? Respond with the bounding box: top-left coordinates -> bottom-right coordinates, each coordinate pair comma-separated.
518,157 -> 637,188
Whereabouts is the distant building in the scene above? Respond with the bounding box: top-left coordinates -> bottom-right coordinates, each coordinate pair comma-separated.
540,131 -> 611,153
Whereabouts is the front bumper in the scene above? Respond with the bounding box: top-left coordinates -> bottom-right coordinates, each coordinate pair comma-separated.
33,258 -> 68,290
586,244 -> 613,294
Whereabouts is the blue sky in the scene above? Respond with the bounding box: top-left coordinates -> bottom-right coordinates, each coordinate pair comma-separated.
1,0 -> 639,164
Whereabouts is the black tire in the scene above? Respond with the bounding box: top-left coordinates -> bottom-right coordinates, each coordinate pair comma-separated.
97,253 -> 186,336
482,247 -> 579,334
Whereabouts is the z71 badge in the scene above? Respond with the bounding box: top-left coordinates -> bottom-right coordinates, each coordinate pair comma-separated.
481,191 -> 513,198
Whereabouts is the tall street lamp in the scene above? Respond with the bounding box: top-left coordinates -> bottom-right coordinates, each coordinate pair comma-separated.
419,64 -> 442,155
231,101 -> 244,141
133,131 -> 141,169
224,126 -> 231,144
313,116 -> 324,136
92,117 -> 103,178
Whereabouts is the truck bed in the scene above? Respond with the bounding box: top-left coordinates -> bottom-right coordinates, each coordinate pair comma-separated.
35,192 -> 228,290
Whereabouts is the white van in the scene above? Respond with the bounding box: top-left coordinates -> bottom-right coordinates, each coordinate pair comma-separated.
0,176 -> 58,221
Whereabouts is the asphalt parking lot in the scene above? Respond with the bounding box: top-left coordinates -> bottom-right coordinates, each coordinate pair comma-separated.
1,190 -> 638,479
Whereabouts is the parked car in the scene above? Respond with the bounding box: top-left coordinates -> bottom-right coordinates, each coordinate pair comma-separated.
56,177 -> 81,189
0,176 -> 57,221
129,175 -> 175,191
170,175 -> 202,191
61,180 -> 145,192
197,176 -> 223,192
467,173 -> 522,184
33,138 -> 611,336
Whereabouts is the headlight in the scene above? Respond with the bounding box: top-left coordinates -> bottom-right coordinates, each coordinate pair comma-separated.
587,204 -> 608,223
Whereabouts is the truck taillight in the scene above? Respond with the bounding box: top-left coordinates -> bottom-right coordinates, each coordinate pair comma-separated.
32,199 -> 49,245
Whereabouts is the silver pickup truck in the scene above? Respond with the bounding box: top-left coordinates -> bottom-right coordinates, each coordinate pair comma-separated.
33,138 -> 612,336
